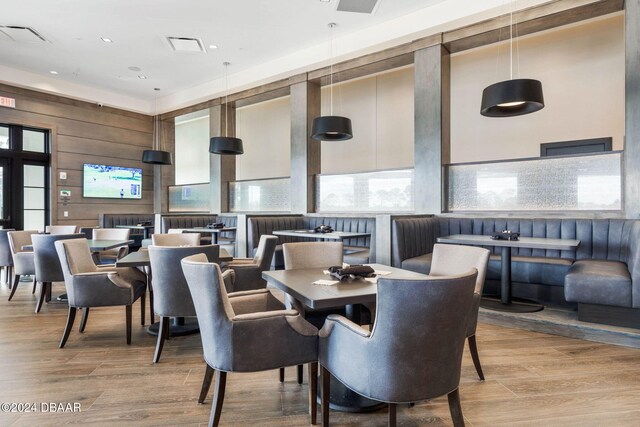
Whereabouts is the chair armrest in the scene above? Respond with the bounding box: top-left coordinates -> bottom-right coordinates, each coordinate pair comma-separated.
233,309 -> 318,337
229,289 -> 285,315
226,258 -> 255,266
228,288 -> 270,298
232,309 -> 298,321
320,314 -> 371,338
96,264 -> 116,270
74,271 -> 113,277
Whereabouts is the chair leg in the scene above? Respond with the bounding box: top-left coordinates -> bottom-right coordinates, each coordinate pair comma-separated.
297,364 -> 304,384
59,307 -> 77,348
388,403 -> 397,427
468,334 -> 485,381
321,366 -> 330,427
32,277 -> 37,295
140,292 -> 146,326
153,316 -> 170,363
45,279 -> 51,301
198,365 -> 214,404
79,307 -> 90,333
7,275 -> 20,301
147,273 -> 155,325
35,282 -> 48,313
125,305 -> 132,345
279,367 -> 285,382
309,362 -> 318,425
208,370 -> 227,427
447,388 -> 465,427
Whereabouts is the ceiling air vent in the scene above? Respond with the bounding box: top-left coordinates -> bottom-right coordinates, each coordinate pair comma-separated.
336,0 -> 380,14
0,26 -> 48,42
166,36 -> 206,53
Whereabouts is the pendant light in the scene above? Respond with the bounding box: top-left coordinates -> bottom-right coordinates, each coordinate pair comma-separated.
142,88 -> 173,165
480,2 -> 544,117
210,62 -> 244,155
311,23 -> 353,141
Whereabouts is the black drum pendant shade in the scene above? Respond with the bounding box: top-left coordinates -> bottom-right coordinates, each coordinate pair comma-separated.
209,136 -> 244,155
142,150 -> 173,165
480,78 -> 544,117
311,116 -> 353,141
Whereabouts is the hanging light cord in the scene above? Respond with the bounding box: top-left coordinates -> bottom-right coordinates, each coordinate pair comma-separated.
154,88 -> 160,150
329,23 -> 335,116
223,62 -> 230,137
509,2 -> 513,81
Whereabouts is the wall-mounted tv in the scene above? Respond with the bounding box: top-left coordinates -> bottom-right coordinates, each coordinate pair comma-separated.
83,163 -> 142,199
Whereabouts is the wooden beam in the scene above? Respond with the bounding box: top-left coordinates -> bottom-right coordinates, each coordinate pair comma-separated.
444,0 -> 624,53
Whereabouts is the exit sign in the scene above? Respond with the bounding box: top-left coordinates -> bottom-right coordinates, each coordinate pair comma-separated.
0,96 -> 16,108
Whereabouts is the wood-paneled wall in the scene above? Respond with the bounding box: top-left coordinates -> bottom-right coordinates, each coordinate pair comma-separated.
0,83 -> 154,228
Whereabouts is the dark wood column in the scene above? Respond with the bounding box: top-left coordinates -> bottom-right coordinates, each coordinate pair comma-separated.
625,0 -> 640,218
414,44 -> 450,214
154,118 -> 175,214
290,80 -> 321,214
209,102 -> 237,213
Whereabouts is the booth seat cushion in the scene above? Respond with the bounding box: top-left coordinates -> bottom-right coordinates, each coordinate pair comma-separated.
487,256 -> 574,287
565,260 -> 632,308
401,253 -> 433,275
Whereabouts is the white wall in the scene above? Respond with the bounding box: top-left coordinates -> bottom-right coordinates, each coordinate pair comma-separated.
321,66 -> 415,174
450,14 -> 624,163
236,96 -> 291,180
174,110 -> 210,185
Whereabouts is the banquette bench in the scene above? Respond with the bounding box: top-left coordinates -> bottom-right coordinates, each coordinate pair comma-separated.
98,213 -> 155,247
160,214 -> 237,255
247,215 -> 375,268
391,216 -> 640,328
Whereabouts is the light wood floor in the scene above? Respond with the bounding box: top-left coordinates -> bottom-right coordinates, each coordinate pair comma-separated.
1,281 -> 639,427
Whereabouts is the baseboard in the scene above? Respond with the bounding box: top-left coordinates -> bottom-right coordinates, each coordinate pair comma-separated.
578,303 -> 640,329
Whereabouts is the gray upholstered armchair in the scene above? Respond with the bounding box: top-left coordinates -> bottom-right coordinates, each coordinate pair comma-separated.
46,225 -> 78,234
429,243 -> 490,381
32,233 -> 85,313
55,238 -> 147,348
319,270 -> 478,427
181,254 -> 319,427
0,229 -> 15,287
147,244 -> 221,363
7,230 -> 38,301
92,228 -> 131,264
224,234 -> 277,292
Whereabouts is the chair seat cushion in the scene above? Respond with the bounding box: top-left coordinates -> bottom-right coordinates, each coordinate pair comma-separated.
401,253 -> 432,275
344,246 -> 370,265
487,255 -> 573,287
564,260 -> 632,308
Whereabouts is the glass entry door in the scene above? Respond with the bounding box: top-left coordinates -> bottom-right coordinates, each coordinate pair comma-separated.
0,158 -> 11,229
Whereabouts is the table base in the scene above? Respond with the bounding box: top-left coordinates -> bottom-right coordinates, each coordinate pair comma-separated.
146,318 -> 199,336
318,375 -> 386,413
481,295 -> 544,313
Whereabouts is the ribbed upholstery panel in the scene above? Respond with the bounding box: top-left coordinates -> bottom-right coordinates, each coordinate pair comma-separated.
391,217 -> 438,267
99,214 -> 154,235
303,217 -> 375,248
160,215 -> 217,233
247,216 -> 306,253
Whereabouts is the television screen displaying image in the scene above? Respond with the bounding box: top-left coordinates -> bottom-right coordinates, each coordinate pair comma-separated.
83,163 -> 142,199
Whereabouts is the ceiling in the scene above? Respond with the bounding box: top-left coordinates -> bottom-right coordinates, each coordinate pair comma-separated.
0,0 -> 552,114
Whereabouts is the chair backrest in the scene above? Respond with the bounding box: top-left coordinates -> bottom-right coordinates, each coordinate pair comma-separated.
365,270 -> 477,403
429,243 -> 490,294
33,233 -> 85,282
254,235 -> 278,270
0,229 -> 15,266
181,254 -> 236,369
93,228 -> 131,257
7,230 -> 39,255
282,242 -> 344,270
46,225 -> 78,234
54,238 -> 99,276
148,245 -> 220,317
152,233 -> 201,246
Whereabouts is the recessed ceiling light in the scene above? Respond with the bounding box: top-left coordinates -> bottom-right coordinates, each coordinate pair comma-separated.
101,37 -> 113,43
49,70 -> 58,75
208,44 -> 218,49
138,75 -> 147,79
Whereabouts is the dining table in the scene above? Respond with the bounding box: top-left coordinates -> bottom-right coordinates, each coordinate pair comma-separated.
177,227 -> 237,244
262,263 -> 427,413
272,229 -> 370,241
115,224 -> 155,239
436,234 -> 580,313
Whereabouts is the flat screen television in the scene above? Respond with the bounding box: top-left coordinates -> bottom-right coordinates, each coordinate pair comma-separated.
82,163 -> 142,199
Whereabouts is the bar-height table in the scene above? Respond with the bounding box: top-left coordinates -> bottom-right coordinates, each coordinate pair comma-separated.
178,227 -> 237,244
263,264 -> 427,413
436,234 -> 580,313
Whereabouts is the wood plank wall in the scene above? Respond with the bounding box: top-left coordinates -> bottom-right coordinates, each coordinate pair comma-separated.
0,84 -> 154,228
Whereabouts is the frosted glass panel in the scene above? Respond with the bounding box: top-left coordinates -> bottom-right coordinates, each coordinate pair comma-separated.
24,165 -> 45,187
317,169 -> 414,212
24,210 -> 45,232
24,188 -> 45,209
23,129 -> 46,153
168,183 -> 210,212
0,126 -> 8,149
229,178 -> 290,212
447,152 -> 622,211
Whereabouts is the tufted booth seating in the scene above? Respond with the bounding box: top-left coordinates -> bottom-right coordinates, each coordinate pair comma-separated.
160,214 -> 238,255
247,216 -> 376,268
391,216 -> 640,327
99,213 -> 154,248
